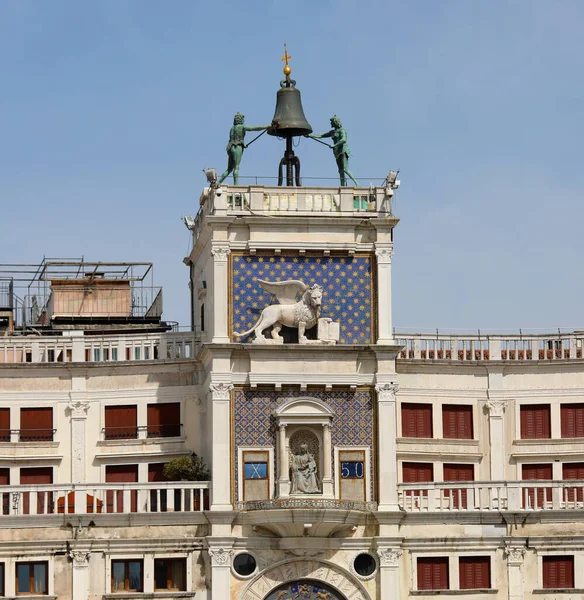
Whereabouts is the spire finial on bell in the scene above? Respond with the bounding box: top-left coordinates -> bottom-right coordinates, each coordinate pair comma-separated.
281,43 -> 292,78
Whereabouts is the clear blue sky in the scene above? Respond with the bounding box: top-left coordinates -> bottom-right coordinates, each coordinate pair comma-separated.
1,1 -> 582,332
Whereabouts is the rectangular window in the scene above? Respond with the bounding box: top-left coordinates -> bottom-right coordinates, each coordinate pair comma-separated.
0,408 -> 9,442
459,556 -> 491,589
401,403 -> 433,438
20,467 -> 53,515
522,463 -> 552,508
106,465 -> 138,513
0,562 -> 4,596
520,404 -> 551,439
417,557 -> 449,590
443,464 -> 474,509
154,558 -> 186,591
242,451 -> 269,502
147,403 -> 181,438
16,561 -> 48,595
111,560 -> 143,592
543,556 -> 574,589
0,469 -> 8,515
19,407 -> 53,441
561,403 -> 584,438
442,405 -> 473,439
562,462 -> 584,503
403,462 -> 433,501
104,405 -> 137,440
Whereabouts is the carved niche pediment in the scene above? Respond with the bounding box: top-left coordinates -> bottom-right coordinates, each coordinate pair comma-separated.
274,396 -> 335,427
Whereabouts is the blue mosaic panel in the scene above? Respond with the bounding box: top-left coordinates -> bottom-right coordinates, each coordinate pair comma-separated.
265,581 -> 347,600
231,254 -> 373,344
233,389 -> 374,500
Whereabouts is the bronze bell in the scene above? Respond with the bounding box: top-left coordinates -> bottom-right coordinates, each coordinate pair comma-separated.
268,81 -> 312,138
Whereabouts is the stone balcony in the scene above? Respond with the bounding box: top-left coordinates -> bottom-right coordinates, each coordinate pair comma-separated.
398,480 -> 584,512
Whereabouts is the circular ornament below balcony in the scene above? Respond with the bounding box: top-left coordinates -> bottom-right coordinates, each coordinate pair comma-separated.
232,552 -> 258,579
350,552 -> 378,580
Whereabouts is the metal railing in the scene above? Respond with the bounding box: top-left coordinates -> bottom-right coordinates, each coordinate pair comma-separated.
0,482 -> 210,516
398,480 -> 584,512
395,332 -> 584,362
102,424 -> 183,441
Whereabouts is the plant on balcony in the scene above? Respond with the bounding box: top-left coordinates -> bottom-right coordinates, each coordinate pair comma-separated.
163,453 -> 210,482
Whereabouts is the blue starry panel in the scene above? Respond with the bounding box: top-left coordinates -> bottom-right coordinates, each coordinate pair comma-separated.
231,254 -> 374,344
233,388 -> 374,501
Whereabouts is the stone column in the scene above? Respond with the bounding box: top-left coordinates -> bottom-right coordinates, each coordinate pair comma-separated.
208,542 -> 234,600
375,383 -> 399,510
69,550 -> 91,600
210,382 -> 233,510
378,548 -> 402,600
505,545 -> 526,600
211,245 -> 230,343
375,246 -> 394,345
485,399 -> 507,481
277,424 -> 290,497
321,423 -> 333,498
68,397 -> 90,512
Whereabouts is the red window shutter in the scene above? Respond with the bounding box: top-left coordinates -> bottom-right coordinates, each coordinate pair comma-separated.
0,468 -> 9,485
106,465 -> 138,513
562,463 -> 584,502
401,403 -> 432,438
418,557 -> 449,590
459,557 -> 490,589
0,408 -> 9,441
520,405 -> 551,439
148,463 -> 166,482
147,403 -> 181,437
20,467 -> 53,515
20,408 -> 53,441
522,464 -> 552,508
543,556 -> 574,589
443,405 -> 473,439
444,464 -> 474,508
561,404 -> 584,438
403,462 -> 434,483
104,406 -> 137,439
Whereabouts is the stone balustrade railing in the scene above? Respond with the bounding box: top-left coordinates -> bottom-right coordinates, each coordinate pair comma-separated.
0,331 -> 199,365
192,184 -> 394,241
0,482 -> 210,516
395,331 -> 584,362
398,480 -> 584,512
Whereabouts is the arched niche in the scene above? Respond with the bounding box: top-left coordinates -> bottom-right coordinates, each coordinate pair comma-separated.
274,397 -> 335,498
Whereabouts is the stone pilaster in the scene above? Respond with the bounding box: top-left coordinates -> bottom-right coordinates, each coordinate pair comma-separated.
208,539 -> 235,600
210,382 -> 233,511
505,544 -> 526,600
378,547 -> 402,599
211,244 -> 230,343
485,398 -> 507,480
68,396 -> 90,484
375,246 -> 394,344
375,383 -> 399,510
69,550 -> 91,600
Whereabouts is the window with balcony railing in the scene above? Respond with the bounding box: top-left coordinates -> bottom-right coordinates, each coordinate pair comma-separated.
104,405 -> 138,440
147,403 -> 181,438
19,407 -> 53,442
522,463 -> 552,508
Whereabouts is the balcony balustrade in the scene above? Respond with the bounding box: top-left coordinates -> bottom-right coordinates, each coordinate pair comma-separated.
0,482 -> 209,516
398,480 -> 584,512
396,332 -> 584,362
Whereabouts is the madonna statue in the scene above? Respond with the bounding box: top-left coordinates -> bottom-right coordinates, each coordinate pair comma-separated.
291,444 -> 320,494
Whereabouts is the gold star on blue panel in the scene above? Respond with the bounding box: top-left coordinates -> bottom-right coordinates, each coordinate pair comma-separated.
231,255 -> 373,344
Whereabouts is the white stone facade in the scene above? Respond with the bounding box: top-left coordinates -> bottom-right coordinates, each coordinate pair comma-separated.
0,184 -> 582,598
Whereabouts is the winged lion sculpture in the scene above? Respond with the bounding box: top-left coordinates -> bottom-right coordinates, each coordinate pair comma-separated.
234,279 -> 323,343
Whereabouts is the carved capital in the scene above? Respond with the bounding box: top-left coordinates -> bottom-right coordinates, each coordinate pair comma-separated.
208,547 -> 233,566
68,400 -> 90,418
211,245 -> 231,262
69,550 -> 91,567
377,548 -> 402,567
375,247 -> 393,264
485,399 -> 507,418
209,382 -> 233,401
504,545 -> 526,565
375,383 -> 399,402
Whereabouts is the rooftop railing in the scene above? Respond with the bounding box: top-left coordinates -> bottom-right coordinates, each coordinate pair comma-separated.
395,331 -> 584,362
398,480 -> 584,512
0,331 -> 199,364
